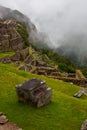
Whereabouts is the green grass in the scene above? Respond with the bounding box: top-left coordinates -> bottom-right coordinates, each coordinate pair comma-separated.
0,63 -> 87,130
0,52 -> 15,58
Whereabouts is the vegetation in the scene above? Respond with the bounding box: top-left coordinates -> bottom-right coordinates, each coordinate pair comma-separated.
0,63 -> 87,130
17,22 -> 29,46
34,47 -> 76,73
80,67 -> 87,78
0,52 -> 14,58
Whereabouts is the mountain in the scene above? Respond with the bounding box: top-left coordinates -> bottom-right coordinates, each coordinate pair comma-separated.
0,5 -> 36,31
0,19 -> 76,75
1,5 -> 87,75
0,5 -> 49,47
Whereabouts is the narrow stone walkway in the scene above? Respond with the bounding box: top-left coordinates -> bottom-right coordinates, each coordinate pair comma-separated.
0,112 -> 22,130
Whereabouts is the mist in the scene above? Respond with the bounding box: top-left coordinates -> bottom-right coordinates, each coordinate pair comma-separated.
0,0 -> 87,64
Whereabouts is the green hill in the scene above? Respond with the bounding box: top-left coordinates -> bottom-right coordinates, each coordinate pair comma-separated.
0,63 -> 87,130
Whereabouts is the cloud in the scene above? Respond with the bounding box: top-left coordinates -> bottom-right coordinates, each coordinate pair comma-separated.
0,0 -> 19,9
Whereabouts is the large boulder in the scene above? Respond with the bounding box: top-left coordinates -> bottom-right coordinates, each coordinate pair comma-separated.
16,78 -> 52,108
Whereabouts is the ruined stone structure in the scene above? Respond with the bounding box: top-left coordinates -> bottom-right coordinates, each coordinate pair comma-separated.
48,76 -> 87,88
16,78 -> 52,108
0,20 -> 86,88
0,20 -> 25,52
0,45 -> 87,87
0,112 -> 22,130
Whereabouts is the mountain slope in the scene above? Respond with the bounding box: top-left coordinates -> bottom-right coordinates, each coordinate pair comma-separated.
35,47 -> 76,73
0,19 -> 76,74
0,5 -> 50,47
0,5 -> 36,31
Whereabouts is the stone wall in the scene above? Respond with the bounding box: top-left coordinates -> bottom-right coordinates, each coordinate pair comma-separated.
48,76 -> 87,87
0,20 -> 25,52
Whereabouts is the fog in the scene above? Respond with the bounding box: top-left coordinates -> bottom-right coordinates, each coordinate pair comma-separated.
0,0 -> 87,63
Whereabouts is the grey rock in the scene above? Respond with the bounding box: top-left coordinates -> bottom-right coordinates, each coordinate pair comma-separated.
74,90 -> 84,98
81,119 -> 87,130
11,47 -> 29,62
20,47 -> 29,60
0,20 -> 25,52
11,51 -> 21,61
16,78 -> 52,107
14,61 -> 20,67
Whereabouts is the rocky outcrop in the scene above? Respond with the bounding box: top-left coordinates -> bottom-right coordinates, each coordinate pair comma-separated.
0,20 -> 25,52
0,112 -> 22,130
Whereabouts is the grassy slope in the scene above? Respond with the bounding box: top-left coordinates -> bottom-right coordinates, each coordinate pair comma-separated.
0,63 -> 87,130
0,52 -> 14,58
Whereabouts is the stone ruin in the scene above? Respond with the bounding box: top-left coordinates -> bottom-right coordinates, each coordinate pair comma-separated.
0,20 -> 25,52
0,112 -> 22,130
49,69 -> 87,88
1,45 -> 87,88
16,78 -> 52,108
0,34 -> 87,88
0,45 -> 87,88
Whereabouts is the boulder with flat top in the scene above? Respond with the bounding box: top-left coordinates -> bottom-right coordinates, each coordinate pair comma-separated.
16,78 -> 52,107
